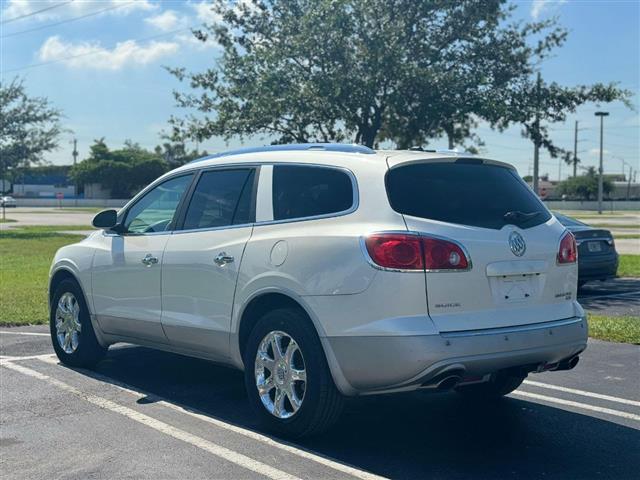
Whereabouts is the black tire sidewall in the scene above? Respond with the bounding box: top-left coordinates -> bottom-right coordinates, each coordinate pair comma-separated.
243,308 -> 335,437
50,278 -> 105,367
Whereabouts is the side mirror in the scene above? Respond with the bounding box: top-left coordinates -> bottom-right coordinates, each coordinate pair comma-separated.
92,209 -> 118,230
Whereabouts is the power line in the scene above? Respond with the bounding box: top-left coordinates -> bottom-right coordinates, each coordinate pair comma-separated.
2,2 -> 134,39
1,0 -> 74,25
1,27 -> 193,74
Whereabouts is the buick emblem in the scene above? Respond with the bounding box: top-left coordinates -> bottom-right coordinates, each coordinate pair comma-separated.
509,231 -> 526,257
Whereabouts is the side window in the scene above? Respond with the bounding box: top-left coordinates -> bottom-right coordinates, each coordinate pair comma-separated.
124,174 -> 193,234
182,169 -> 255,230
272,165 -> 354,221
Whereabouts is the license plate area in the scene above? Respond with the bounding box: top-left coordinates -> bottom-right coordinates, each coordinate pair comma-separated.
587,241 -> 602,253
489,273 -> 543,304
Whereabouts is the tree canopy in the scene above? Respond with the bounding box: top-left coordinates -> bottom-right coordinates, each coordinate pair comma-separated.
154,142 -> 208,167
168,0 -> 630,151
0,78 -> 63,186
70,139 -> 169,198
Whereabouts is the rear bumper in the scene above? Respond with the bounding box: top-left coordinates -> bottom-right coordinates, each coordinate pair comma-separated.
578,254 -> 618,281
324,316 -> 588,396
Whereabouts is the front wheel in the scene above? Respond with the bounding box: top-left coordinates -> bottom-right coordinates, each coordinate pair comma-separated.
455,370 -> 526,399
243,308 -> 343,438
50,278 -> 107,368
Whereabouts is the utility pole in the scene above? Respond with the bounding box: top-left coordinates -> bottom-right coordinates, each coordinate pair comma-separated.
594,111 -> 609,214
532,72 -> 541,196
72,139 -> 78,166
627,166 -> 633,201
71,138 -> 79,206
573,121 -> 579,177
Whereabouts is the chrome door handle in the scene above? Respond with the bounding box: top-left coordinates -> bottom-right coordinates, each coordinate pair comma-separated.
141,254 -> 158,267
214,252 -> 234,266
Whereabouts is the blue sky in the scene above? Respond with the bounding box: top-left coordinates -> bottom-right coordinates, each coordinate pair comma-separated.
1,0 -> 638,179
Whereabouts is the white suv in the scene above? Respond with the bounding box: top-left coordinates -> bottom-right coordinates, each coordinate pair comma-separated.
49,144 -> 587,437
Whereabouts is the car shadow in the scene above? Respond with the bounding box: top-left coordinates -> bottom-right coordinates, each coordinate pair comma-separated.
74,345 -> 638,479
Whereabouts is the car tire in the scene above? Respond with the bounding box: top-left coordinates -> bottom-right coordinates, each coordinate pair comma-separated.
243,307 -> 344,438
50,278 -> 107,368
455,370 -> 526,399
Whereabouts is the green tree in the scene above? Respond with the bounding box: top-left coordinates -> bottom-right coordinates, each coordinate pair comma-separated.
70,140 -> 169,198
154,142 -> 208,167
0,78 -> 64,190
558,167 -> 613,201
168,0 -> 573,149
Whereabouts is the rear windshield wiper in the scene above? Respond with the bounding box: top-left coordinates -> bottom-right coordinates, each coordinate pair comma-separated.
503,210 -> 541,224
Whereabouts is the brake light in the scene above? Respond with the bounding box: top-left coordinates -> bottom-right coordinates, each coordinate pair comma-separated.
422,237 -> 469,270
364,233 -> 469,271
364,233 -> 424,270
557,231 -> 577,264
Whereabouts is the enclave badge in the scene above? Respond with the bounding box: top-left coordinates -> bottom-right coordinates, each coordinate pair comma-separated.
509,231 -> 526,257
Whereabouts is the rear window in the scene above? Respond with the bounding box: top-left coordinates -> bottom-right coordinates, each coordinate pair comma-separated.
386,161 -> 551,230
273,165 -> 354,221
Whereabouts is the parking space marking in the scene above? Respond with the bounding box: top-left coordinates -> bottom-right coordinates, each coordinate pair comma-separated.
523,380 -> 640,407
1,360 -> 302,480
0,353 -> 56,364
36,355 -> 388,480
0,330 -> 50,337
512,391 -> 640,421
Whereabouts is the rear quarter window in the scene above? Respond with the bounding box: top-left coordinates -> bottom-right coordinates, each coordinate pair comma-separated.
385,161 -> 551,230
272,165 -> 354,221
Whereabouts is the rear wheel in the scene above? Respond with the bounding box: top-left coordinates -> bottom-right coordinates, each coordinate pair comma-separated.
50,278 -> 107,368
455,370 -> 526,399
243,307 -> 343,438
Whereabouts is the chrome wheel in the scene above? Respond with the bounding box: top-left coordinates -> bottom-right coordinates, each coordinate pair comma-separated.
254,330 -> 306,419
55,292 -> 81,354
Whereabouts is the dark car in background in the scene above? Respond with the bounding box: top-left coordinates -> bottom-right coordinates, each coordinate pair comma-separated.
554,213 -> 619,289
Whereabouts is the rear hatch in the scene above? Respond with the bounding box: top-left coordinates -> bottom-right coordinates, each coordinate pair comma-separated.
385,157 -> 578,332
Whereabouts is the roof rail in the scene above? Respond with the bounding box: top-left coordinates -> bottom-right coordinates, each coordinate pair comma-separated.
188,143 -> 375,164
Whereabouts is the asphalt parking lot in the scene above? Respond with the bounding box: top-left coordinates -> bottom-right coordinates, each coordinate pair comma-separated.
1,325 -> 638,480
579,277 -> 640,317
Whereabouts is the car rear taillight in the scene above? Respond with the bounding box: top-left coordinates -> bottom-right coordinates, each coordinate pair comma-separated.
422,237 -> 469,270
364,233 -> 424,270
557,231 -> 577,264
363,233 -> 469,271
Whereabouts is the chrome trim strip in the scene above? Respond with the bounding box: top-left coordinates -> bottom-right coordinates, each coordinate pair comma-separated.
441,317 -> 583,338
172,222 -> 254,235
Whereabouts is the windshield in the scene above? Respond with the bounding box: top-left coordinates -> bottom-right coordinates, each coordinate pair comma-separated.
385,161 -> 551,230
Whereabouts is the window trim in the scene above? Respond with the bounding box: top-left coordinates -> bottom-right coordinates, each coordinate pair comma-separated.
109,172 -> 196,237
172,165 -> 260,234
256,163 -> 359,226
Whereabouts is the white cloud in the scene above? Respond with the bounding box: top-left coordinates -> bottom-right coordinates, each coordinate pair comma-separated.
190,0 -> 222,24
144,9 -> 186,31
38,35 -> 179,70
1,0 -> 157,23
531,0 -> 567,20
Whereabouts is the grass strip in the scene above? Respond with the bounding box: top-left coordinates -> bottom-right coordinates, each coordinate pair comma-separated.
588,315 -> 640,345
0,228 -> 86,325
618,255 -> 639,277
